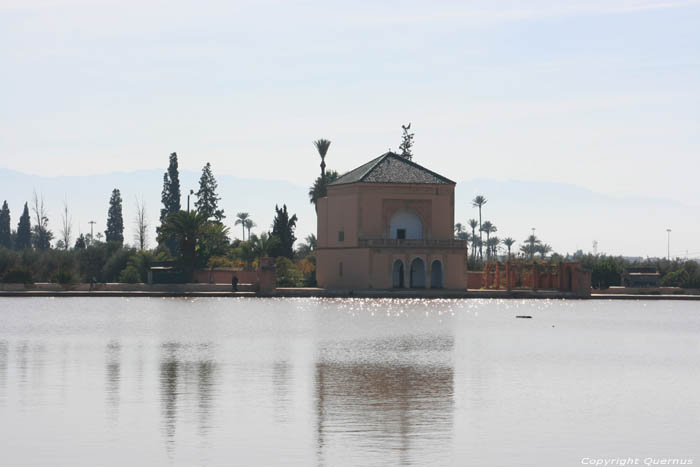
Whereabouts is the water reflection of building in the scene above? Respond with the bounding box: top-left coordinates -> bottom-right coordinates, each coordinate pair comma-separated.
105,340 -> 121,414
314,337 -> 454,466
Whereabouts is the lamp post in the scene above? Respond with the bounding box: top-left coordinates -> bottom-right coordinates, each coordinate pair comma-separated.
666,229 -> 671,261
88,220 -> 96,245
187,189 -> 194,212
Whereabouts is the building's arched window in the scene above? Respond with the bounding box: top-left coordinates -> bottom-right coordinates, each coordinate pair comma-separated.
389,210 -> 422,240
392,260 -> 405,288
430,260 -> 443,289
410,258 -> 426,288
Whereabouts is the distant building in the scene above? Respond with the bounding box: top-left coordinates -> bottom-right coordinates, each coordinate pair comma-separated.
623,267 -> 660,288
316,152 -> 468,289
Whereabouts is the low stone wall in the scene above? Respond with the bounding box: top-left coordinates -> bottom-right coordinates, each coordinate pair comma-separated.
594,286 -> 700,295
466,272 -> 483,289
0,282 -> 257,292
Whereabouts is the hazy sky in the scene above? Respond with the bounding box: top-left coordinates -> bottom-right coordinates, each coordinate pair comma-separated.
1,1 -> 699,208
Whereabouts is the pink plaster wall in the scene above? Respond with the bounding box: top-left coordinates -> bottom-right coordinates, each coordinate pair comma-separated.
317,181 -> 466,290
193,269 -> 258,284
318,183 -> 456,247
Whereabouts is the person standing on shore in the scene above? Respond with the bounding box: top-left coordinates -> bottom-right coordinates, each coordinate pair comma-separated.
232,275 -> 238,292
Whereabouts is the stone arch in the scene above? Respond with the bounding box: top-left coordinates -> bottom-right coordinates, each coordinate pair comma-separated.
410,257 -> 426,288
430,259 -> 443,289
389,210 -> 423,240
392,259 -> 405,288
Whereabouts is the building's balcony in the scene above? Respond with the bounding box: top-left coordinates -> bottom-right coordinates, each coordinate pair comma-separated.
357,238 -> 467,248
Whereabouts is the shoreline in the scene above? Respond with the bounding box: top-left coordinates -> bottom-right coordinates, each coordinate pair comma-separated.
1,286 -> 699,300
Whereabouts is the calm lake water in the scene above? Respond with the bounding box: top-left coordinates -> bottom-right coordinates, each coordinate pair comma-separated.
0,298 -> 699,467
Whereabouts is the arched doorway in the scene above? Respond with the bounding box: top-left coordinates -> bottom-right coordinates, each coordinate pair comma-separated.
430,260 -> 443,289
392,260 -> 405,288
410,258 -> 426,288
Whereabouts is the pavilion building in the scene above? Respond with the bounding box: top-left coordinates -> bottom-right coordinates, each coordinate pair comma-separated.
316,152 -> 468,290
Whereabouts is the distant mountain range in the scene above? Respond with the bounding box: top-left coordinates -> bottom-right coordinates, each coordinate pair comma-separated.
0,168 -> 697,258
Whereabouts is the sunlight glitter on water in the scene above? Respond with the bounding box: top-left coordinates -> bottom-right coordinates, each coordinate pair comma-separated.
0,298 -> 699,467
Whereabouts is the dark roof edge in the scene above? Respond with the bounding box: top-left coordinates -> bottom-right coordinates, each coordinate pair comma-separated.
328,153 -> 387,186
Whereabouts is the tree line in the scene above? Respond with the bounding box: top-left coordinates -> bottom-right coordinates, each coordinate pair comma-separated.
0,152 -> 314,286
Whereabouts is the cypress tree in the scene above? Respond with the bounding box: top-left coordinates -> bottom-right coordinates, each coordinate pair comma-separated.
105,188 -> 124,244
159,152 -> 181,255
160,152 -> 181,222
16,203 -> 32,250
0,201 -> 10,248
195,162 -> 224,222
269,204 -> 297,259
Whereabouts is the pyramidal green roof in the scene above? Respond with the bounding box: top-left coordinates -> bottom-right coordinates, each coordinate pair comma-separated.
328,152 -> 455,186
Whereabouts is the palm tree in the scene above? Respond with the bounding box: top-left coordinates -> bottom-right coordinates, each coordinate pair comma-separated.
314,139 -> 332,178
309,170 -> 339,209
244,218 -> 256,239
503,237 -> 516,260
487,236 -> 500,259
305,233 -> 317,251
454,223 -> 469,241
251,232 -> 279,261
480,221 -> 496,260
537,243 -> 553,259
472,195 -> 487,260
468,219 -> 479,260
157,210 -> 210,280
521,234 -> 541,259
235,212 -> 249,241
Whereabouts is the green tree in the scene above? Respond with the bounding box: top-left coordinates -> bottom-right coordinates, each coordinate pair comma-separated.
454,223 -> 465,239
398,123 -> 414,160
275,256 -> 303,287
105,189 -> 124,244
244,218 -> 256,239
159,152 -> 181,254
15,203 -> 32,250
196,221 -> 231,268
472,196 -> 487,260
537,243 -> 553,259
157,210 -> 209,280
503,237 -> 516,259
487,236 -> 500,259
660,269 -> 689,287
468,219 -> 479,260
520,234 -> 542,259
270,204 -> 297,259
235,212 -> 250,241
252,232 -> 279,261
233,240 -> 257,270
74,234 -> 87,249
160,152 -> 181,221
591,256 -> 622,289
0,201 -> 11,249
195,162 -> 225,222
295,233 -> 317,259
313,138 -> 331,178
305,233 -> 316,251
480,221 -> 497,260
31,192 -> 53,250
309,170 -> 339,210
